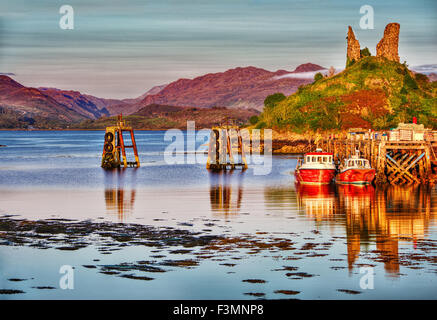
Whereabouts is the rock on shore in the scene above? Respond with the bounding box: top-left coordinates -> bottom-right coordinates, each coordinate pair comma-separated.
271,130 -> 312,154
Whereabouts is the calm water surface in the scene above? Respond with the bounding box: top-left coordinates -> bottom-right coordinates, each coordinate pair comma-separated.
0,131 -> 436,299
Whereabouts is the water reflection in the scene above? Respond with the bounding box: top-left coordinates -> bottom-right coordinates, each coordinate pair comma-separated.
295,184 -> 340,221
209,171 -> 244,216
104,169 -> 137,221
293,183 -> 437,276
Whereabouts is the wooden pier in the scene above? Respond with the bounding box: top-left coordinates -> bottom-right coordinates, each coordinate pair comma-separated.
315,125 -> 437,185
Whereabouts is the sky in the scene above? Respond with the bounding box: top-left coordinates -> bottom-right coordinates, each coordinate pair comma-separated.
1,0 -> 436,99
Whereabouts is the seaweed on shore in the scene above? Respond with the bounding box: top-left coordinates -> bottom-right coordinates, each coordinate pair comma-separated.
242,279 -> 267,284
0,217 -> 223,252
274,290 -> 300,295
0,289 -> 25,294
337,289 -> 362,295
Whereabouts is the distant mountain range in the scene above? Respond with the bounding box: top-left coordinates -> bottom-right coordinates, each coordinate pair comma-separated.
0,76 -> 86,127
1,62 -> 435,129
138,63 -> 325,111
38,87 -> 110,119
100,63 -> 327,116
73,104 -> 260,130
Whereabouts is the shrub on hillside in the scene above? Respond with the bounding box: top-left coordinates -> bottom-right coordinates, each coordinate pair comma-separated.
360,47 -> 371,57
255,121 -> 267,129
313,72 -> 324,82
395,67 -> 405,75
249,115 -> 259,125
404,72 -> 418,90
346,58 -> 356,68
415,73 -> 429,85
361,61 -> 377,71
263,93 -> 286,111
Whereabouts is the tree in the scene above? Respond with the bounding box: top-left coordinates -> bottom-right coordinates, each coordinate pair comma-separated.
249,115 -> 259,125
263,93 -> 286,111
360,47 -> 371,57
314,72 -> 324,82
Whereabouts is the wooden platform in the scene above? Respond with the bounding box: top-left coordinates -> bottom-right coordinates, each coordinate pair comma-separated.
317,136 -> 436,185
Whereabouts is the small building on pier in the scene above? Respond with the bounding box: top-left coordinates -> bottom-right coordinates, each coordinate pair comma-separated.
347,128 -> 370,141
389,123 -> 426,142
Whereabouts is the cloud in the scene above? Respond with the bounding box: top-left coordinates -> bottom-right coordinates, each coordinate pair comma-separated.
273,68 -> 343,80
411,64 -> 437,74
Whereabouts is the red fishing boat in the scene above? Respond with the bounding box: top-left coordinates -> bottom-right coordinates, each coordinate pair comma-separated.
295,149 -> 336,185
335,155 -> 375,185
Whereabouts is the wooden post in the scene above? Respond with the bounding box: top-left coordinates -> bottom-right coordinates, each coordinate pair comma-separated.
118,130 -> 128,168
334,141 -> 337,163
238,134 -> 248,170
419,150 -> 425,183
376,142 -> 387,184
425,145 -> 431,182
129,129 -> 140,168
227,130 -> 234,168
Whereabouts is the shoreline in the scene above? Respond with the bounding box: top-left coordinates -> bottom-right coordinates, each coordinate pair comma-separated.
0,128 -> 313,154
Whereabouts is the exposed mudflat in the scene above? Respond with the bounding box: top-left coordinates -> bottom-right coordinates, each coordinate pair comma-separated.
1,214 -> 437,299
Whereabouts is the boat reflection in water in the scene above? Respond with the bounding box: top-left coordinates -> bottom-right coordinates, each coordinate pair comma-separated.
104,169 -> 137,221
295,183 -> 338,221
295,182 -> 437,276
209,171 -> 244,216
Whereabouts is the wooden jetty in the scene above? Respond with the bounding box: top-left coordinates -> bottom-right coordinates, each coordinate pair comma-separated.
206,126 -> 248,170
315,124 -> 437,185
101,115 -> 140,169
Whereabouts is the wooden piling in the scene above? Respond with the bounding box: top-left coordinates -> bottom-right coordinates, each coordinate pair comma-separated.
101,114 -> 140,169
207,126 -> 247,170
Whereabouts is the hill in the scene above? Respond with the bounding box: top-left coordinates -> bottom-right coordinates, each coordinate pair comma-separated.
103,84 -> 169,116
73,104 -> 259,130
256,24 -> 437,132
136,64 -> 325,112
0,76 -> 88,128
38,87 -> 110,119
0,63 -> 324,129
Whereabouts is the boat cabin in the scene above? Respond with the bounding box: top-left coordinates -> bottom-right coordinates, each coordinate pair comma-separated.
304,153 -> 333,164
344,158 -> 371,169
